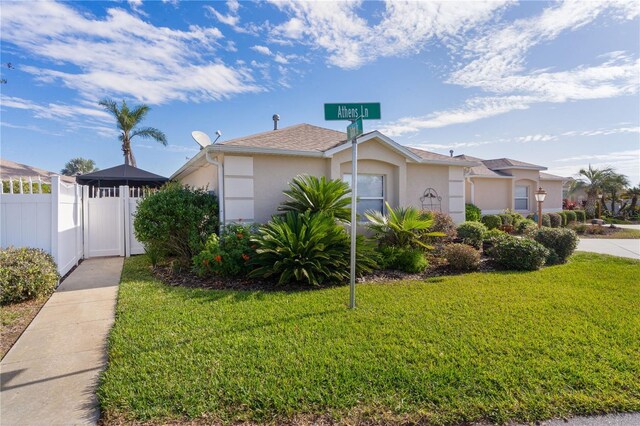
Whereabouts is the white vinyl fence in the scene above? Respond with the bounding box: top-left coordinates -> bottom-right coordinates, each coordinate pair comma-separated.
1,176 -> 146,276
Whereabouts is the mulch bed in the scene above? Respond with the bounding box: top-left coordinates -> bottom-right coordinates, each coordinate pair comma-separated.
152,253 -> 500,293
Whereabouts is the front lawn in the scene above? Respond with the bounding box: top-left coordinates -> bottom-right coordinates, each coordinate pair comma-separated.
99,253 -> 640,425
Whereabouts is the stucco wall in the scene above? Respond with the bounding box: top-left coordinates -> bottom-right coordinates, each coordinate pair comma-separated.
540,180 -> 563,211
406,164 -> 450,213
252,155 -> 329,223
471,178 -> 512,213
179,162 -> 217,192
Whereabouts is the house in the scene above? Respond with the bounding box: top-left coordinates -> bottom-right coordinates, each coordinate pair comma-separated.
455,155 -> 567,214
1,158 -> 76,185
172,124 -> 477,224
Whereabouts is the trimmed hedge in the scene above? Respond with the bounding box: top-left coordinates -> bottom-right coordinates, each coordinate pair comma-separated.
443,243 -> 480,271
574,210 -> 586,223
490,236 -> 549,271
548,213 -> 562,228
481,215 -> 502,230
0,247 -> 59,305
534,227 -> 578,264
465,203 -> 481,222
516,219 -> 538,236
457,221 -> 487,249
564,210 -> 577,223
557,211 -> 568,227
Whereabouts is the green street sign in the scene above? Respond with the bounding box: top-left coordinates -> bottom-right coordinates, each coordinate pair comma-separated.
324,103 -> 381,121
347,117 -> 363,140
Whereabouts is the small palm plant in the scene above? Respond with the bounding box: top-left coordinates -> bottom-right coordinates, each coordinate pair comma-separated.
279,175 -> 352,222
365,202 -> 445,249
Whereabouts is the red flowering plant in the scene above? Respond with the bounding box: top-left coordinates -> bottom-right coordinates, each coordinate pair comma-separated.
192,224 -> 257,277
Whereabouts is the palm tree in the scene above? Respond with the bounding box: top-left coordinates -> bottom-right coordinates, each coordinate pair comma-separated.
279,175 -> 352,222
569,165 -> 613,219
61,157 -> 98,176
602,172 -> 630,215
623,185 -> 640,215
99,98 -> 167,167
365,202 -> 444,249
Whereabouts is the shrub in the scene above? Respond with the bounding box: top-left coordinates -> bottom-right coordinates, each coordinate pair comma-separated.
548,213 -> 562,228
377,246 -> 428,273
134,182 -> 219,266
0,247 -> 59,305
516,219 -> 538,236
465,203 -> 481,222
557,211 -> 568,227
192,224 -> 256,277
511,213 -> 524,227
534,227 -> 578,264
423,211 -> 457,242
481,215 -> 502,230
574,210 -> 586,223
564,210 -> 577,224
279,175 -> 351,222
366,202 -> 443,249
457,221 -> 487,249
483,228 -> 508,242
569,222 -> 588,234
490,236 -> 549,271
250,212 -> 377,286
586,225 -> 606,235
443,244 -> 480,271
498,214 -> 513,226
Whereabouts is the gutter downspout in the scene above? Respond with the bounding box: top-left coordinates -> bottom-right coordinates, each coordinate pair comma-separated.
205,151 -> 225,226
466,177 -> 475,205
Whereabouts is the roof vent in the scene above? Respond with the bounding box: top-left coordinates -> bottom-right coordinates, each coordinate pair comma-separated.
449,149 -> 454,157
273,114 -> 280,130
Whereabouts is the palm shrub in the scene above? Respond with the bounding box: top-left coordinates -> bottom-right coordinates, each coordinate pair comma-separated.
1,247 -> 59,304
456,221 -> 487,249
481,214 -> 501,230
133,182 -> 219,266
279,175 -> 351,222
534,227 -> 578,264
250,212 -> 377,286
365,202 -> 444,249
490,236 -> 549,271
465,203 -> 481,221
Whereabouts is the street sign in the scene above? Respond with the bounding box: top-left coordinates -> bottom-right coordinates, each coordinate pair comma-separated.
347,117 -> 363,140
324,103 -> 381,121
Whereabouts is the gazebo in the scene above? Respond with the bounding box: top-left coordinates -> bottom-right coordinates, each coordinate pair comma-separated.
76,164 -> 168,189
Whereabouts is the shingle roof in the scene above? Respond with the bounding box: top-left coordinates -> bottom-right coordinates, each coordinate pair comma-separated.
0,158 -> 76,183
539,172 -> 567,181
481,158 -> 545,170
220,123 -> 346,152
454,154 -> 510,177
408,147 -> 471,163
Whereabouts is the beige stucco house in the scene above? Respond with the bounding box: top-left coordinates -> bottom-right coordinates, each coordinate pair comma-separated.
455,155 -> 567,215
172,124 -> 477,224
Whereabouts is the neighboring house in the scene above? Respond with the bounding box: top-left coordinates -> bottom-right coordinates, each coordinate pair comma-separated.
455,155 -> 567,215
0,158 -> 76,185
172,124 -> 477,224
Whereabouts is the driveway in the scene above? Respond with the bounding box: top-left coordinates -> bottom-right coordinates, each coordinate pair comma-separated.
577,238 -> 640,260
0,257 -> 123,426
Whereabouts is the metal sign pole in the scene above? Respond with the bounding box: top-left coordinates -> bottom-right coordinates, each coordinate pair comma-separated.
350,129 -> 357,309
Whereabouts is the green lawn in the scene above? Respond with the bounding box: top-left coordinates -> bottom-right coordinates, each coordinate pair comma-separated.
99,253 -> 640,425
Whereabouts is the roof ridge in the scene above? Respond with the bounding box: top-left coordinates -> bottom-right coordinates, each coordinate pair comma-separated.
219,123 -> 345,146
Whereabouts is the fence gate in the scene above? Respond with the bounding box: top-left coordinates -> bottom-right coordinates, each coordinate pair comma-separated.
83,185 -> 145,258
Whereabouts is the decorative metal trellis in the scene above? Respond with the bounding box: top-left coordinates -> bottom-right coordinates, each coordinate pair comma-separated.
420,187 -> 442,212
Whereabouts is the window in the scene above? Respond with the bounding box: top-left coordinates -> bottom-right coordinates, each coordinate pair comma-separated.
342,174 -> 384,217
515,185 -> 529,210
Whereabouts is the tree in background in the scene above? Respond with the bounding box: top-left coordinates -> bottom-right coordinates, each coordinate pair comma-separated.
99,98 -> 167,167
569,165 -> 613,219
602,172 -> 630,215
622,185 -> 640,217
61,157 -> 98,176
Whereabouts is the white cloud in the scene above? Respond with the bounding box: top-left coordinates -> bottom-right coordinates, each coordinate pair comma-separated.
547,149 -> 640,182
1,95 -> 111,121
269,0 -> 511,69
251,45 -> 273,56
0,1 -> 261,105
204,1 -> 262,35
0,121 -> 65,137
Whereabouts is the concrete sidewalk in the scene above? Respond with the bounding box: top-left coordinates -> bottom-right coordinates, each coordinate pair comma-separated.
577,238 -> 640,260
1,257 -> 123,426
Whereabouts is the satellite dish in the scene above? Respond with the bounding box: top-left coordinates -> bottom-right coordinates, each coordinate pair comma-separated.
191,131 -> 212,149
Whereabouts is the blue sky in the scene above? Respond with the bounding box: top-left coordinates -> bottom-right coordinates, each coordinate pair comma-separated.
1,0 -> 639,183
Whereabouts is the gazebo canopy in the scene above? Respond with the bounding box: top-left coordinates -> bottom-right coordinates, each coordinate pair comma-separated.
76,164 -> 168,188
